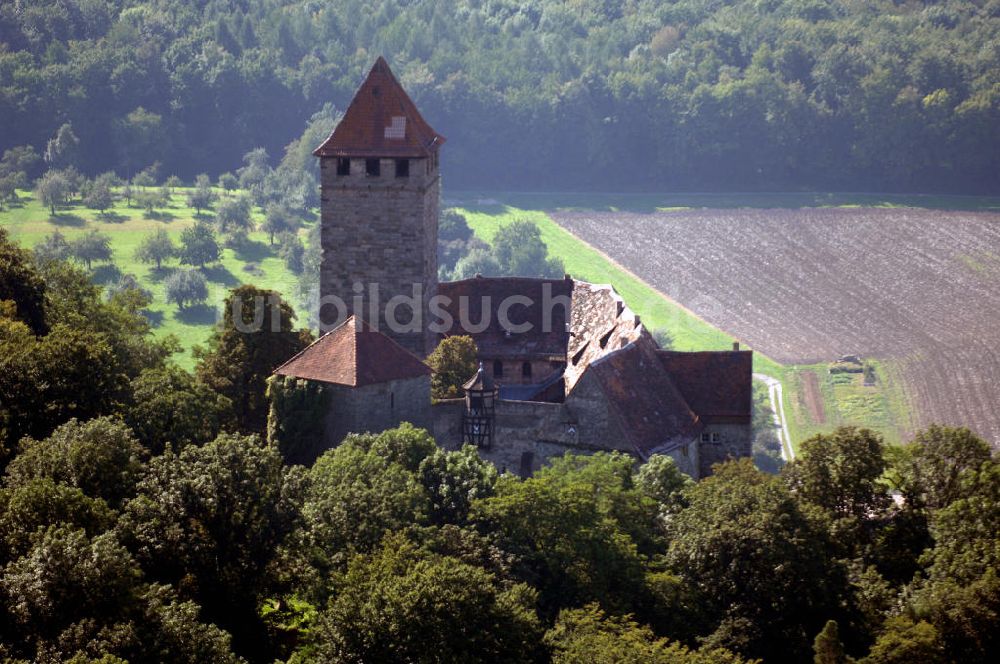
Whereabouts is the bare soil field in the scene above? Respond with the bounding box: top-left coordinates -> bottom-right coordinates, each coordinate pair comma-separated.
552,208 -> 1000,446
800,371 -> 827,425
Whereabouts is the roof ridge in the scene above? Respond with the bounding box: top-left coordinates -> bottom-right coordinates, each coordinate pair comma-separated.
271,315 -> 357,377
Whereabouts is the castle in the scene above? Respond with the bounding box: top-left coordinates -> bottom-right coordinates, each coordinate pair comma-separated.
272,57 -> 752,478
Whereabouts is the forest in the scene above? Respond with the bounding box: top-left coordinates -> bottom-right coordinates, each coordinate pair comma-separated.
2,229 -> 999,663
2,0 -> 999,192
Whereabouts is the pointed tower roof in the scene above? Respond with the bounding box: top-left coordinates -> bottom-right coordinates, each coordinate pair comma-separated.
314,56 -> 445,158
462,362 -> 496,392
273,315 -> 431,387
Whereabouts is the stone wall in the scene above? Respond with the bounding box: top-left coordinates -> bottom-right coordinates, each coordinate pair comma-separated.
319,155 -> 439,357
322,375 -> 432,448
697,421 -> 753,477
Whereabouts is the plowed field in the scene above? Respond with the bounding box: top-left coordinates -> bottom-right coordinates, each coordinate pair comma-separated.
553,208 -> 1000,446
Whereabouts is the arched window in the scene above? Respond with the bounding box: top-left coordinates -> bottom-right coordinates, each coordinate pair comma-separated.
493,360 -> 503,377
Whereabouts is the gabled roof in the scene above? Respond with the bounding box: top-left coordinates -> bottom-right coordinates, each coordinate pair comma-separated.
273,315 -> 430,387
586,341 -> 702,457
314,56 -> 445,158
657,350 -> 753,423
436,276 -> 573,360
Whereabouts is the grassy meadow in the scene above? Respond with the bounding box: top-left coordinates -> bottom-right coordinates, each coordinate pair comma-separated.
2,188 -> 309,370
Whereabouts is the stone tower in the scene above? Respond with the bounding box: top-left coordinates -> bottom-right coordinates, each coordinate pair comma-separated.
314,57 -> 445,357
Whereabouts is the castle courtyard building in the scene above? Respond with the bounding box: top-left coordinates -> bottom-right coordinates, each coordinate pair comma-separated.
272,57 -> 752,478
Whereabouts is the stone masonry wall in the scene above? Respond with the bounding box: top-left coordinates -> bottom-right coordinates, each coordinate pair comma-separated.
697,422 -> 753,477
322,375 -> 432,449
320,156 -> 439,357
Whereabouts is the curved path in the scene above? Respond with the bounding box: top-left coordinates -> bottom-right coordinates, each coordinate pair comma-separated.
753,373 -> 795,461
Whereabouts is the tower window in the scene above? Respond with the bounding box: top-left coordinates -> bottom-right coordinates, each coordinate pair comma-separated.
395,159 -> 409,178
336,158 -> 350,176
493,360 -> 503,378
390,392 -> 394,409
365,159 -> 380,177
522,361 -> 532,379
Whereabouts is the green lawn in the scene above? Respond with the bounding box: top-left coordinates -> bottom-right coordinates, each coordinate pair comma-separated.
2,188 -> 306,370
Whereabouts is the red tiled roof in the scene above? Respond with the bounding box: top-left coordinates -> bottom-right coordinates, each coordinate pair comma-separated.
657,350 -> 753,423
314,56 -> 445,158
436,276 -> 573,360
273,315 -> 430,387
588,342 -> 702,456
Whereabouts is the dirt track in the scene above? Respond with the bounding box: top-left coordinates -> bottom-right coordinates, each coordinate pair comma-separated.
553,208 -> 1000,446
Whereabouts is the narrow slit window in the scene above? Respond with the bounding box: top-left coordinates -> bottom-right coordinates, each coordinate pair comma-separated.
365,158 -> 380,177
493,360 -> 504,378
336,158 -> 350,176
522,362 -> 532,378
395,159 -> 409,178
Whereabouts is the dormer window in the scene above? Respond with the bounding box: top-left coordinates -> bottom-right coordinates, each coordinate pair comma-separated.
365,158 -> 380,177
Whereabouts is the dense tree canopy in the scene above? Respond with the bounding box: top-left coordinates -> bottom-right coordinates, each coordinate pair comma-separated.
1,0 -> 997,193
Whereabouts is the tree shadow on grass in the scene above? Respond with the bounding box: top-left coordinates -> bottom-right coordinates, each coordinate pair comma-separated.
144,210 -> 177,221
175,304 -> 218,326
91,263 -> 123,285
200,264 -> 240,287
141,309 -> 165,327
146,266 -> 177,283
233,238 -> 272,262
49,212 -> 87,227
98,211 -> 128,223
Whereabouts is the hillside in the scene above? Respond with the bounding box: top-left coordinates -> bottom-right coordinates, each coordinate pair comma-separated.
2,0 -> 999,192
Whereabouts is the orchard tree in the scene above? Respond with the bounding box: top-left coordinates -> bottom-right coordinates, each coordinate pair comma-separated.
427,335 -> 479,399
262,202 -> 296,244
218,172 -> 238,191
83,179 -> 114,215
178,221 -> 221,267
134,228 -> 177,269
215,194 -> 253,236
186,173 -> 216,216
32,229 -> 71,264
69,228 -> 113,269
164,268 -> 208,309
278,231 -> 305,273
34,170 -> 71,214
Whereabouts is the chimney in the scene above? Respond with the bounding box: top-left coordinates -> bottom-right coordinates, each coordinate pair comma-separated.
732,341 -> 740,351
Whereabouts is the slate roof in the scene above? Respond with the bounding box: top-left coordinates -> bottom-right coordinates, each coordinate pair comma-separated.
657,350 -> 753,423
587,341 -> 703,457
436,276 -> 573,360
314,56 -> 445,158
273,315 -> 430,387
